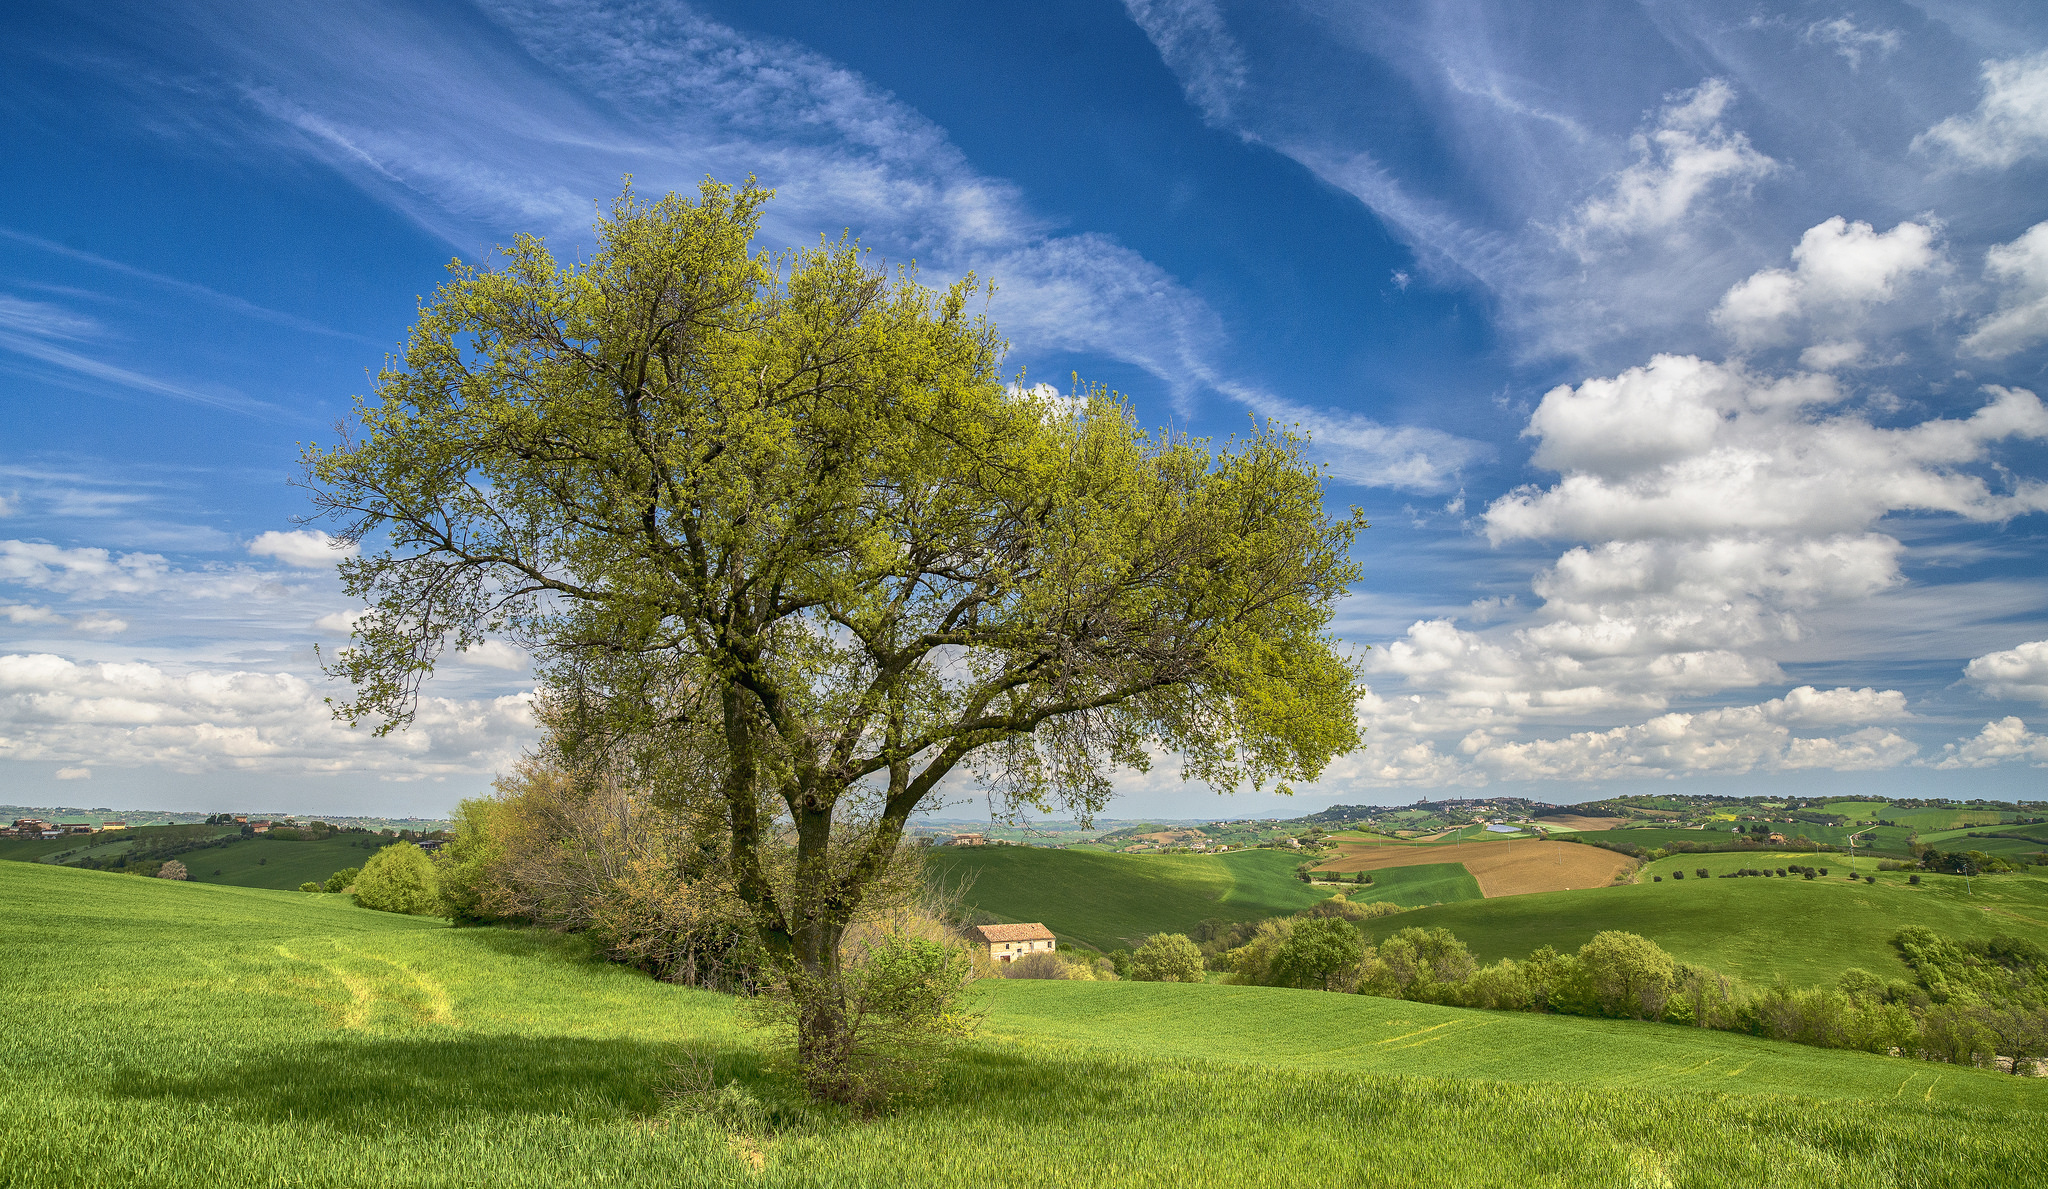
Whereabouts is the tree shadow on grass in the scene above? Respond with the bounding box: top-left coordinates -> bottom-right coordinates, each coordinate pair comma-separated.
106,1034 -> 777,1134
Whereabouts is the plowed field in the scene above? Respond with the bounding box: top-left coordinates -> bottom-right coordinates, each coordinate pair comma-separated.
1315,839 -> 1635,897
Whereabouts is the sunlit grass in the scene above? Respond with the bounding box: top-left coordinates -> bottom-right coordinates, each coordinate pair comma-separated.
4,861 -> 2044,1188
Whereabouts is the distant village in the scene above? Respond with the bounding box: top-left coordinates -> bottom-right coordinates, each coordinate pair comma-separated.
6,815 -> 309,841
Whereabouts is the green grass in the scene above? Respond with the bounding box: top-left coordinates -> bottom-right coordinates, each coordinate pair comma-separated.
983,980 -> 2046,1109
179,835 -> 392,889
929,846 -> 1331,949
1348,862 -> 1484,908
1383,858 -> 2048,987
4,861 -> 2045,1188
1814,802 -> 2012,831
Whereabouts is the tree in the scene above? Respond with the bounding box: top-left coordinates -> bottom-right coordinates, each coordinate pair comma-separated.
1129,933 -> 1206,983
1271,915 -> 1364,991
323,866 -> 362,894
307,181 -> 1365,1099
1577,931 -> 1675,1019
353,842 -> 442,916
156,860 -> 188,881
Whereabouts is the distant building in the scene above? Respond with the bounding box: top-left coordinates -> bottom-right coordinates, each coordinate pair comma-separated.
99,821 -> 127,831
952,832 -> 987,846
966,922 -> 1055,964
250,821 -> 272,834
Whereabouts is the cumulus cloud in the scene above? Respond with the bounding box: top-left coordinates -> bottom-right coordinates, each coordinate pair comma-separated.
1960,221 -> 2048,359
1,603 -> 62,625
1916,50 -> 2048,170
247,529 -> 355,569
1963,639 -> 2048,704
1567,79 -> 1776,246
1932,716 -> 2048,769
1712,217 -> 1943,349
54,766 -> 90,780
1343,682 -> 1916,785
0,653 -> 535,776
454,640 -> 529,671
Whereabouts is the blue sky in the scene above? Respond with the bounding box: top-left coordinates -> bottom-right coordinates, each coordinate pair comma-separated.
5,0 -> 2048,819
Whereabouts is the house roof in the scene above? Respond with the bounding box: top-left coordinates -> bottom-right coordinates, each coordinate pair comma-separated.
968,923 -> 1055,943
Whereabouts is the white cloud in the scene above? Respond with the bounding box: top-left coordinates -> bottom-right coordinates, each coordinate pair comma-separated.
247,529 -> 355,569
1932,716 -> 2048,769
0,295 -> 100,340
54,766 -> 90,780
1712,217 -> 1942,348
1342,682 -> 1916,786
1121,0 -> 1245,126
1568,79 -> 1777,245
1,603 -> 62,625
1491,361 -> 2048,544
313,609 -> 366,634
72,615 -> 128,635
1916,50 -> 2048,170
0,652 -> 535,776
454,639 -> 528,671
1803,18 -> 1900,69
0,540 -> 279,601
1963,639 -> 2048,704
1960,221 -> 2048,359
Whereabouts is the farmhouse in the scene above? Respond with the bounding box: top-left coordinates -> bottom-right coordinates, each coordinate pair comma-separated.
966,922 -> 1055,963
951,832 -> 987,846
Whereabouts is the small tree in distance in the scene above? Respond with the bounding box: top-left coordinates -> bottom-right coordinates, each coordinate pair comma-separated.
156,860 -> 188,881
354,842 -> 442,916
306,180 -> 1367,1102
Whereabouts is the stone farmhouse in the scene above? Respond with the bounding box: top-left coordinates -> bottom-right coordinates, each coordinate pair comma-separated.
966,922 -> 1055,963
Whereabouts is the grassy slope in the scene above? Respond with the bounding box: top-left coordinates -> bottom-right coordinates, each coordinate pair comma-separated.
928,847 -> 1330,949
1352,862 -> 1485,908
3,862 -> 2045,1189
982,980 -> 2046,1109
1387,855 -> 2048,986
180,836 -> 391,889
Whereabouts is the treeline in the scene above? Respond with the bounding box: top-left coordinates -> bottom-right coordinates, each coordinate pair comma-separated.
1207,908 -> 2046,1075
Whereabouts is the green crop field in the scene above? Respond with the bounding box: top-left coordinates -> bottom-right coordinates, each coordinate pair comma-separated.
928,846 -> 1331,949
1350,862 -> 1484,908
1384,856 -> 2048,986
4,862 -> 2045,1188
181,836 -> 393,889
1814,802 -> 2011,831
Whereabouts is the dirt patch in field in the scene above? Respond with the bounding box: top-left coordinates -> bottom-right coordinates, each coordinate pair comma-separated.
1534,814 -> 1629,832
1314,839 -> 1635,897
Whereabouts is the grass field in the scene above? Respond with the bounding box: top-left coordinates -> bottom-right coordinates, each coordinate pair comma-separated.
928,846 -> 1331,949
4,861 -> 2045,1188
180,836 -> 391,889
1348,862 -> 1484,908
1387,857 -> 2048,986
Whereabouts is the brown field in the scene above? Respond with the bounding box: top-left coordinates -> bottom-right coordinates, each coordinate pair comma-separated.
1534,814 -> 1629,831
1314,839 -> 1636,898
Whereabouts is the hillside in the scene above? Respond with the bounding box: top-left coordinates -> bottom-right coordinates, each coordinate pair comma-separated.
3,861 -> 2044,1188
927,846 -> 1336,949
1388,855 -> 2048,986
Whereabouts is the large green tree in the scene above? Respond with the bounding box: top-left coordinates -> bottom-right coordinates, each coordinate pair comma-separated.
308,180 -> 1366,1097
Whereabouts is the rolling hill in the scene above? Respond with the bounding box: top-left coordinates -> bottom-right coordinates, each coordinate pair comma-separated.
927,846 -> 1337,949
3,860 -> 2043,1188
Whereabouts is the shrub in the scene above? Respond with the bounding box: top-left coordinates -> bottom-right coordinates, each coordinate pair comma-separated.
298,882 -> 322,893
1864,875 -> 1876,884
323,867 -> 361,893
1576,931 -> 1675,1020
1696,868 -> 1708,879
1653,875 -> 1663,882
1672,870 -> 1683,879
353,842 -> 443,916
1129,933 -> 1204,983
156,860 -> 188,881
1000,951 -> 1077,980
1271,916 -> 1365,991
1818,867 -> 1828,875
1910,874 -> 1921,885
